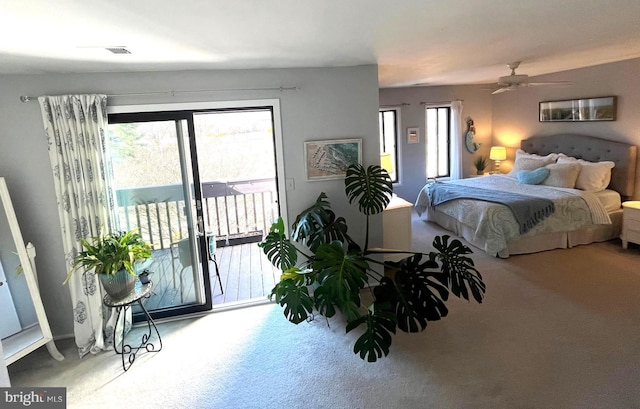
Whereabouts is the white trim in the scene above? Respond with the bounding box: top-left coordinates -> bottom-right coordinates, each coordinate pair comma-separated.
422,101 -> 453,108
108,99 -> 279,114
271,100 -> 289,232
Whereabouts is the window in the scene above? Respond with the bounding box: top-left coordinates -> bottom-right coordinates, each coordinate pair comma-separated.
425,106 -> 451,178
379,109 -> 399,182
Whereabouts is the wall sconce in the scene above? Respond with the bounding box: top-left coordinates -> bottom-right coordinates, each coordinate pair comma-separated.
489,146 -> 507,173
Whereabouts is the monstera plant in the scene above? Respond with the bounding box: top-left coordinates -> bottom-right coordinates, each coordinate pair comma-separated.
259,164 -> 485,362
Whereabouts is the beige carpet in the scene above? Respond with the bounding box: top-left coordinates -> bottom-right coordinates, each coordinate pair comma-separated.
8,213 -> 640,409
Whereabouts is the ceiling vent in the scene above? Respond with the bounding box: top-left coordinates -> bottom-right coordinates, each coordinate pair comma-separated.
105,47 -> 131,54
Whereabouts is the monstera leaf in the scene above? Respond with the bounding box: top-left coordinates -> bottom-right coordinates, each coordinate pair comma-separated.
312,241 -> 368,321
258,218 -> 297,270
345,164 -> 393,216
291,193 -> 350,252
433,235 -> 486,303
270,276 -> 314,324
346,306 -> 397,362
377,254 -> 450,333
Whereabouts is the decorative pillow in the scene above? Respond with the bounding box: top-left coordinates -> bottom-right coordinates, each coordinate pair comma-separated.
540,163 -> 582,188
517,168 -> 550,185
515,148 -> 560,162
557,157 -> 615,191
508,156 -> 557,176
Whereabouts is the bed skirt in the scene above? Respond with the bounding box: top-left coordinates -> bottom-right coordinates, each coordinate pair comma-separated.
422,208 -> 622,258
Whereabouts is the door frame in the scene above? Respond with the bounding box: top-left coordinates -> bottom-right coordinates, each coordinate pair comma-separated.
107,99 -> 287,319
108,99 -> 288,231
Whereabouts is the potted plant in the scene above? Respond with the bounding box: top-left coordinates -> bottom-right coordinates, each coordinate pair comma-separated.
259,164 -> 485,362
473,155 -> 488,175
64,229 -> 152,300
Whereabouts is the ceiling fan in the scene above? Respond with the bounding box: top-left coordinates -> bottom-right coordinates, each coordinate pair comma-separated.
490,61 -> 571,94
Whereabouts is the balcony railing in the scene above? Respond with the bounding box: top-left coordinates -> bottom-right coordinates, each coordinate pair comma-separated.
114,178 -> 278,250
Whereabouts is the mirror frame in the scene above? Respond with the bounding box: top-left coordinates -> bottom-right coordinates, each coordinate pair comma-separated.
0,177 -> 63,365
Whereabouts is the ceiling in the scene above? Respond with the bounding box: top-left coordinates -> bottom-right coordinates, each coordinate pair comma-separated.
2,0 -> 640,88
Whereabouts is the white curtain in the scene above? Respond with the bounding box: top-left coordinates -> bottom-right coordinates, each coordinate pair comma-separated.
38,95 -> 125,357
449,100 -> 464,180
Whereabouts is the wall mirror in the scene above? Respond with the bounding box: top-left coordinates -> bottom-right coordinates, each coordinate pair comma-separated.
539,96 -> 617,122
0,177 -> 63,366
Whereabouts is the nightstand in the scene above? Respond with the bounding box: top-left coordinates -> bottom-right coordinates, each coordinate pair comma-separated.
621,201 -> 640,249
383,195 -> 413,261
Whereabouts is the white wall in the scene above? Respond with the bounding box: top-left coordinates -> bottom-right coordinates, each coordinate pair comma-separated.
491,57 -> 640,198
378,85 -> 493,202
0,65 -> 381,337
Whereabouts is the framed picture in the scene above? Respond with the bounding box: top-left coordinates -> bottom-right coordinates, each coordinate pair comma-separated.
407,127 -> 419,144
539,96 -> 617,122
305,138 -> 362,180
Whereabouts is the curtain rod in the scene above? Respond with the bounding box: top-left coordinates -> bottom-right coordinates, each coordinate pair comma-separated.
420,99 -> 463,105
380,103 -> 410,108
19,85 -> 301,103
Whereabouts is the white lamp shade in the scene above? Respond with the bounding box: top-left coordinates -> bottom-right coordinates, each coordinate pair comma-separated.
489,146 -> 507,161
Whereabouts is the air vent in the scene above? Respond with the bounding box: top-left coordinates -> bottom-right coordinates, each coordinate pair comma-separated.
105,47 -> 131,54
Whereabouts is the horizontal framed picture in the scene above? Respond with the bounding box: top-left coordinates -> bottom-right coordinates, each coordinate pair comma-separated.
539,96 -> 617,122
304,138 -> 362,180
407,127 -> 419,144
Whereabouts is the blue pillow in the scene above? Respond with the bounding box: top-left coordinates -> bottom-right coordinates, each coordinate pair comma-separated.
517,167 -> 550,185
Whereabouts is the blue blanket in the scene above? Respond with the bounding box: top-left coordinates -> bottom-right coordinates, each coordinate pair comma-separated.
428,183 -> 555,234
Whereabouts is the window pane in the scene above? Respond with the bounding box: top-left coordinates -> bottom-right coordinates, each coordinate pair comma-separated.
426,108 -> 438,178
425,106 -> 451,179
437,108 -> 449,177
379,109 -> 398,182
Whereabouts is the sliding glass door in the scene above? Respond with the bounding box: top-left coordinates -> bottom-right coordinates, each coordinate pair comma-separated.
107,103 -> 283,319
192,109 -> 280,305
107,112 -> 212,319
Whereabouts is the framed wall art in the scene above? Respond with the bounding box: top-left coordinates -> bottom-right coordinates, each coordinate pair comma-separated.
539,96 -> 617,122
304,138 -> 362,180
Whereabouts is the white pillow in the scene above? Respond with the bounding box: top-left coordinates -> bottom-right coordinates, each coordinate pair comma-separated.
557,157 -> 615,191
515,149 -> 560,162
540,163 -> 582,188
508,149 -> 558,176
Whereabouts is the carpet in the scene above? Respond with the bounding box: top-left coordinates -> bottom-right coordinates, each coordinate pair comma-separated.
8,213 -> 640,408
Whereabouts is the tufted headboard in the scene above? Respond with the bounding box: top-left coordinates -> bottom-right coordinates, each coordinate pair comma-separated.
520,134 -> 637,198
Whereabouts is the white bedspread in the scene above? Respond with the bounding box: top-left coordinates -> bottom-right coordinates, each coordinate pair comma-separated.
415,175 -> 611,255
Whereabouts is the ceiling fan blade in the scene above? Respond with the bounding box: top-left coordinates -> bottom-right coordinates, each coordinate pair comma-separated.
493,61 -> 572,92
528,81 -> 572,86
491,87 -> 510,95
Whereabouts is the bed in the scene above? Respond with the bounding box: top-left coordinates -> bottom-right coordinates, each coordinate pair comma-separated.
415,134 -> 637,257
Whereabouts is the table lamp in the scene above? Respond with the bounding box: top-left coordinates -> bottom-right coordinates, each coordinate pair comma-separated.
489,146 -> 507,173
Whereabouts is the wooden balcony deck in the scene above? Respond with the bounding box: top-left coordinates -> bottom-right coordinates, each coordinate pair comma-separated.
133,242 -> 280,313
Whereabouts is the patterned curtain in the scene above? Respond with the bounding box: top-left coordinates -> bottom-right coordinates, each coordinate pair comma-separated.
38,95 -> 125,357
449,100 -> 464,180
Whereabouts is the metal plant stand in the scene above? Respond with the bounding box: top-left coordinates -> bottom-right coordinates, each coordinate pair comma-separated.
103,280 -> 162,371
